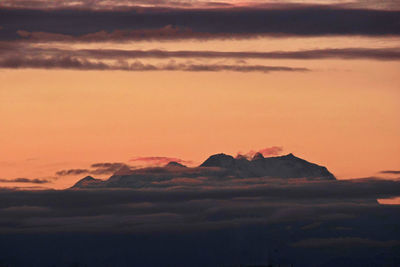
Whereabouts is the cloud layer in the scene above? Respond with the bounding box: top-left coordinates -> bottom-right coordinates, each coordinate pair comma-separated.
0,176 -> 399,234
1,6 -> 400,43
1,0 -> 400,11
1,155 -> 399,266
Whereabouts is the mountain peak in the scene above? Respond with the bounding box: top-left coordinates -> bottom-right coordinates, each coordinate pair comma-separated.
200,153 -> 236,168
72,176 -> 103,188
81,176 -> 95,181
235,154 -> 248,160
252,152 -> 265,161
165,161 -> 187,168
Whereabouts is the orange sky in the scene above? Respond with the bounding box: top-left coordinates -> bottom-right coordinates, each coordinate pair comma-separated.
1,37 -> 400,189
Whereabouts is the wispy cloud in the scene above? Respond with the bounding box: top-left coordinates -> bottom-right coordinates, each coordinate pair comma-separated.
0,178 -> 50,184
90,163 -> 132,175
238,146 -> 284,159
8,46 -> 400,61
61,47 -> 400,61
55,169 -> 90,176
0,56 -> 309,73
380,170 -> 400,175
56,162 -> 132,176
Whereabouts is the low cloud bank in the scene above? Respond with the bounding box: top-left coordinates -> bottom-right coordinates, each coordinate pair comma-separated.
0,177 -> 399,233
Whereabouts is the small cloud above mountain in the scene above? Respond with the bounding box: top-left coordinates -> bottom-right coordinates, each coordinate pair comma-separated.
237,146 -> 283,159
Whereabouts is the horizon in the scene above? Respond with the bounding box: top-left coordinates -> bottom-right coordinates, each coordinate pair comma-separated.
1,147 -> 399,190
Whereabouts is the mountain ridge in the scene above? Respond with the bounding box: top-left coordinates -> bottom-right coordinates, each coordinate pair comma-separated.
72,152 -> 335,189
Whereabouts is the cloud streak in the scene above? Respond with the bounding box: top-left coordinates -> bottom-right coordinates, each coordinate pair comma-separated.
0,178 -> 50,184
65,47 -> 400,61
380,170 -> 400,175
1,0 -> 400,11
0,56 -> 309,73
55,169 -> 90,176
56,162 -> 132,176
5,44 -> 400,63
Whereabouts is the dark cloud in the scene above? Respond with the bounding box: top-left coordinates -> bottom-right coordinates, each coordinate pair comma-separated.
14,26 -> 211,42
0,178 -> 50,184
2,0 -> 400,11
0,55 -> 110,70
380,170 -> 400,174
56,169 -> 90,176
56,163 -> 132,176
80,47 -> 400,61
1,6 -> 400,42
90,162 -> 132,175
0,177 -> 399,234
0,173 -> 399,267
0,55 -> 309,73
5,45 -> 400,67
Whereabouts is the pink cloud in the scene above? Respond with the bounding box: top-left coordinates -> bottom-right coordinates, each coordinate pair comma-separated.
237,146 -> 283,159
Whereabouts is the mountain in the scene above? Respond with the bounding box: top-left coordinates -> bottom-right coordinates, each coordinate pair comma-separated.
200,153 -> 335,179
165,161 -> 187,168
71,176 -> 103,188
72,153 -> 335,189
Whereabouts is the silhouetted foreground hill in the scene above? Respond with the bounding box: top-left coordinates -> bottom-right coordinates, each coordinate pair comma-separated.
72,153 -> 335,189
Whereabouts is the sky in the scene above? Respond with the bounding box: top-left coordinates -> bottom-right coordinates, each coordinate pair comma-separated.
1,0 -> 400,189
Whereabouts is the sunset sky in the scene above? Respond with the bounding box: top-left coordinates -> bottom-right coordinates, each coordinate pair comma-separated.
1,0 -> 399,189
1,2 -> 400,266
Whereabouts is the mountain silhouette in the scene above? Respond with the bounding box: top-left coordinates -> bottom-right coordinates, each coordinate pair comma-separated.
72,153 -> 335,189
72,176 -> 103,188
201,153 -> 335,179
165,161 -> 187,168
